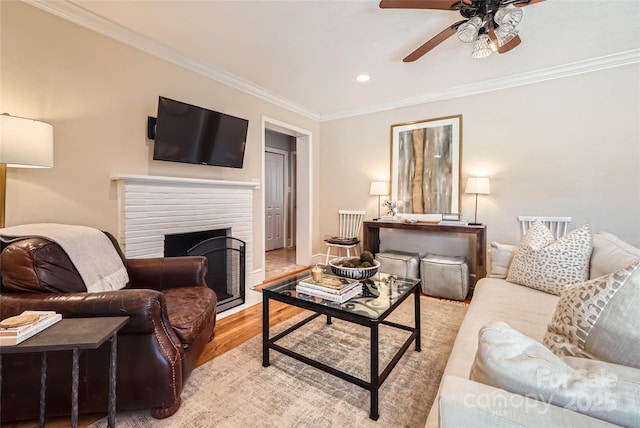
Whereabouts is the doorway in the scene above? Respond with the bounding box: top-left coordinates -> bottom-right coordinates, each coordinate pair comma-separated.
262,117 -> 312,282
265,148 -> 287,252
264,133 -> 299,279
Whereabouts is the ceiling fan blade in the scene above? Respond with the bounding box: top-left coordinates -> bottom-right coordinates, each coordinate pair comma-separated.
497,34 -> 521,53
403,20 -> 466,62
379,0 -> 465,10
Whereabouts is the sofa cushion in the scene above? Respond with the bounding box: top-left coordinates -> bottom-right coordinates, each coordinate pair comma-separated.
590,231 -> 640,279
488,241 -> 517,279
424,278 -> 560,428
470,321 -> 640,427
543,261 -> 640,369
163,286 -> 217,347
439,375 -> 619,428
506,222 -> 592,295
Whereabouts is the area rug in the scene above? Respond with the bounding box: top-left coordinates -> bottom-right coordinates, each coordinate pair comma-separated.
91,296 -> 467,428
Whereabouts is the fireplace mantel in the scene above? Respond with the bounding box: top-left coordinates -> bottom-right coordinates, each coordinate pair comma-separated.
111,174 -> 259,189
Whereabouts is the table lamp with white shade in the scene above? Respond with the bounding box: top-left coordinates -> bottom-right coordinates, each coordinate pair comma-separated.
464,177 -> 490,225
369,181 -> 389,220
0,114 -> 54,228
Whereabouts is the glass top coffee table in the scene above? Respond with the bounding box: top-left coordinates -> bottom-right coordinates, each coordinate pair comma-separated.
262,266 -> 421,420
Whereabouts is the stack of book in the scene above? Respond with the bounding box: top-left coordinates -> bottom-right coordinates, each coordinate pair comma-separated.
0,310 -> 62,346
439,219 -> 469,226
296,274 -> 362,303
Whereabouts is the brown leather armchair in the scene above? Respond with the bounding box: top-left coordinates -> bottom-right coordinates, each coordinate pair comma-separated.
0,232 -> 217,422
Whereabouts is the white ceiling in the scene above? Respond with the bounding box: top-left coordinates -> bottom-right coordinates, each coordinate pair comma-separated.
31,0 -> 640,120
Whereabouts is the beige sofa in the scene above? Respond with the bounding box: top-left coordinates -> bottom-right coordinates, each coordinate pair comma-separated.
426,231 -> 640,428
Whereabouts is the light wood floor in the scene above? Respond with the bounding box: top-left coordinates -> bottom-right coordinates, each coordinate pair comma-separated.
264,246 -> 308,280
5,272 -> 306,428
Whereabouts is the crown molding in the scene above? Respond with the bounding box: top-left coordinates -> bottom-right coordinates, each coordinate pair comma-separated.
320,49 -> 640,121
26,0 -> 320,121
26,1 -> 639,124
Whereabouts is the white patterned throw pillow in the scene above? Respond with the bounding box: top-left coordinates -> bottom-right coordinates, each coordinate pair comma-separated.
506,221 -> 592,295
471,321 -> 640,427
543,261 -> 640,369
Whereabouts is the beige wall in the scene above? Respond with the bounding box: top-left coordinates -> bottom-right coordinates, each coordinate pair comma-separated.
320,65 -> 640,249
1,1 -> 320,273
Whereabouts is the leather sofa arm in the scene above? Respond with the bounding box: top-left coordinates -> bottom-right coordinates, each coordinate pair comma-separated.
126,256 -> 208,291
0,289 -> 176,337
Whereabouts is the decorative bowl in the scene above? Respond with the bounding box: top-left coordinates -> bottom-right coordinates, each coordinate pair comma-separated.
328,258 -> 380,280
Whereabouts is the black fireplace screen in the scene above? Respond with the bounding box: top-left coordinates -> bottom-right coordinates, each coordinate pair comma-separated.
164,230 -> 245,313
187,236 -> 245,313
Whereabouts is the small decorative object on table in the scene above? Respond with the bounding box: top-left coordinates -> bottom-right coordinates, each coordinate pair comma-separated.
0,311 -> 62,346
442,212 -> 461,221
329,251 -> 380,280
439,212 -> 468,226
383,200 -> 400,217
311,264 -> 323,281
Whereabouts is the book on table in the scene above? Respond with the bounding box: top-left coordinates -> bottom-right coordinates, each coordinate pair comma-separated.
295,283 -> 362,303
0,311 -> 62,346
439,220 -> 469,226
297,274 -> 360,294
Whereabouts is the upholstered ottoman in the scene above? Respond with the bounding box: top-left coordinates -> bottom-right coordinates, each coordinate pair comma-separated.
375,251 -> 420,278
420,254 -> 469,300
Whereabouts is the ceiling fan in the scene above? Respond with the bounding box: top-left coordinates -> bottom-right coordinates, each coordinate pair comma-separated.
379,0 -> 545,61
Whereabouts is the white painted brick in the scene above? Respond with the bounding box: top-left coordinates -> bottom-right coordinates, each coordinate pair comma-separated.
114,176 -> 256,282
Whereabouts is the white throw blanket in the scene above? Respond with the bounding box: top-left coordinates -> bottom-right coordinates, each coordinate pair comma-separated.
0,223 -> 129,293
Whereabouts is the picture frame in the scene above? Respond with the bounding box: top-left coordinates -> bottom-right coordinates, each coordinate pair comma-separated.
390,115 -> 462,219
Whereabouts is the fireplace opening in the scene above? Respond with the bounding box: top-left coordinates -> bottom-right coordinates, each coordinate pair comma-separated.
164,229 -> 245,313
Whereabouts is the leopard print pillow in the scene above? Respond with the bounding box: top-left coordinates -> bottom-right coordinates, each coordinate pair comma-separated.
506,221 -> 592,295
543,261 -> 640,369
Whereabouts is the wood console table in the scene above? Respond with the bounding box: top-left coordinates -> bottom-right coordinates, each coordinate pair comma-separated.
363,221 -> 487,286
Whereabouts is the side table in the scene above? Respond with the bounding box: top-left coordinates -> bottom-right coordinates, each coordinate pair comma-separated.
0,316 -> 129,428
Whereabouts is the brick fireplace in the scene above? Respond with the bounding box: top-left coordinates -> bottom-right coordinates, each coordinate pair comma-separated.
111,174 -> 258,311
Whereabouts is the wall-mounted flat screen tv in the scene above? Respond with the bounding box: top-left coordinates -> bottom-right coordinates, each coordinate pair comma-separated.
153,96 -> 248,169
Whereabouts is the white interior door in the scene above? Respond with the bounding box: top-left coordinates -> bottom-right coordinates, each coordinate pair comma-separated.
265,150 -> 285,251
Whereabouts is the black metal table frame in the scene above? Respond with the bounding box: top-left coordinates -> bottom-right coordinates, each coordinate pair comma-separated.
262,283 -> 421,420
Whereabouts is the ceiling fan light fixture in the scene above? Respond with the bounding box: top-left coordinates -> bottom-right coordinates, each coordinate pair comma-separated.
494,5 -> 523,32
495,26 -> 519,47
456,16 -> 482,43
471,32 -> 493,59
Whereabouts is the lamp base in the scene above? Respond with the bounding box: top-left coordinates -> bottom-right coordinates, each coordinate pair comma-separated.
468,222 -> 483,226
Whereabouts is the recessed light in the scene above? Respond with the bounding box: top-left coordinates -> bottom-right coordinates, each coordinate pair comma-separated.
356,73 -> 370,83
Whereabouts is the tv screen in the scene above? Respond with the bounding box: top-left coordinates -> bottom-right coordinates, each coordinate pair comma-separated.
153,96 -> 248,168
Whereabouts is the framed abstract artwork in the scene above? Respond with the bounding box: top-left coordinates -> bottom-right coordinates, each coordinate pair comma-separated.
390,115 -> 462,219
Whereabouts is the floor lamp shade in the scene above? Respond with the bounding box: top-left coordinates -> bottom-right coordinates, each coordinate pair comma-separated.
0,114 -> 54,228
464,177 -> 490,225
1,114 -> 54,168
370,181 -> 389,219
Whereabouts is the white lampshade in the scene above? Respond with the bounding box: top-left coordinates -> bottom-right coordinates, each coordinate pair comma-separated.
465,177 -> 491,195
370,181 -> 389,196
494,5 -> 523,32
456,16 -> 482,43
471,33 -> 493,59
1,114 -> 54,168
